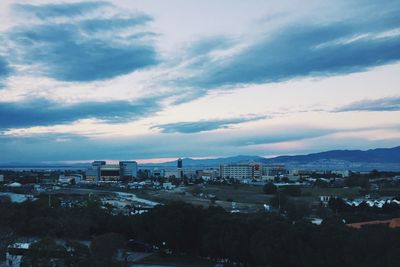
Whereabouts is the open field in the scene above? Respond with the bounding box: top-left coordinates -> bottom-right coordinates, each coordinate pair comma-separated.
135,184 -> 369,212
137,185 -> 273,212
47,184 -> 388,213
376,187 -> 400,196
301,187 -> 360,198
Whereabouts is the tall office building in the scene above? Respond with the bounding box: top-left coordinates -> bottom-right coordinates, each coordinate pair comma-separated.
119,161 -> 138,179
177,158 -> 183,168
86,161 -> 106,181
177,158 -> 183,178
220,163 -> 286,180
220,164 -> 254,180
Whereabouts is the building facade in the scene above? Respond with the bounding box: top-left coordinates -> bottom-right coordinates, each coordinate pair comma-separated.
220,164 -> 254,180
220,163 -> 286,180
119,161 -> 138,180
262,164 -> 286,177
86,161 -> 138,181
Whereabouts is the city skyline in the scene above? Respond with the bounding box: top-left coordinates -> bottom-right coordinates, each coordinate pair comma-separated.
0,0 -> 400,162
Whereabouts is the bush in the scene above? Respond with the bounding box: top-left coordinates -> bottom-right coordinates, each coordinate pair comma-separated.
282,185 -> 301,197
263,182 -> 277,194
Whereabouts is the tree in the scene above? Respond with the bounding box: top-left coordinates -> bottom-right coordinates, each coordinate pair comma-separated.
283,185 -> 301,197
190,185 -> 203,195
345,175 -> 370,189
328,197 -> 348,214
22,237 -> 67,267
270,192 -> 288,211
137,170 -> 149,180
315,178 -> 329,188
263,182 -> 277,194
286,202 -> 310,221
90,232 -> 125,267
65,240 -> 91,265
0,226 -> 14,257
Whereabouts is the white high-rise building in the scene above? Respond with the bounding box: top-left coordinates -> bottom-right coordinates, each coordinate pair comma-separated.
220,164 -> 254,180
220,163 -> 286,180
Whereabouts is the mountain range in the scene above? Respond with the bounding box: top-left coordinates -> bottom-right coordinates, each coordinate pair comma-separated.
1,146 -> 399,171
142,146 -> 400,171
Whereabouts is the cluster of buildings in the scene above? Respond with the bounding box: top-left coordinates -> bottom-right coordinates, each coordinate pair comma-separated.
86,161 -> 138,181
83,159 -> 288,182
153,158 -> 185,179
75,158 -> 357,184
82,159 -> 292,182
85,158 -> 187,182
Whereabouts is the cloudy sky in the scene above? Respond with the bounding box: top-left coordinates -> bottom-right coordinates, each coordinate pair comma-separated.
0,0 -> 399,163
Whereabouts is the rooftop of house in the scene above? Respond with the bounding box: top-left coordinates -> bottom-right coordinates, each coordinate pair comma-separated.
347,218 -> 400,229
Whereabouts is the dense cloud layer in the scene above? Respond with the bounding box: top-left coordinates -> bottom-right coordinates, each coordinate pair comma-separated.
181,3 -> 400,89
0,0 -> 399,162
0,57 -> 10,87
0,98 -> 161,129
0,57 -> 10,79
7,2 -> 158,81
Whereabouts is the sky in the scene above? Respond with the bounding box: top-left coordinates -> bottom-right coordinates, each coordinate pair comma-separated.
0,0 -> 399,163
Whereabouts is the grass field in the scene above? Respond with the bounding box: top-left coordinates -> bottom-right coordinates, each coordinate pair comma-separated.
134,184 -> 367,211
136,184 -> 272,212
301,187 -> 360,198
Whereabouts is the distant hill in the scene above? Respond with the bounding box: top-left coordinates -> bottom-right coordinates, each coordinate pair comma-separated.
141,146 -> 400,171
264,146 -> 400,171
267,146 -> 400,164
142,155 -> 265,167
1,146 -> 399,171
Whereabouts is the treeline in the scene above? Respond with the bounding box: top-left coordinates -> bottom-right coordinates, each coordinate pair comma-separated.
1,197 -> 400,266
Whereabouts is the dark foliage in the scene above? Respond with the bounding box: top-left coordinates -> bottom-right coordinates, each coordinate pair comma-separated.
1,198 -> 400,266
263,182 -> 277,194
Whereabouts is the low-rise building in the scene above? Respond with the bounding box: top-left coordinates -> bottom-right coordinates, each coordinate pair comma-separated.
198,169 -> 219,180
164,169 -> 182,178
59,174 -> 82,184
162,182 -> 175,190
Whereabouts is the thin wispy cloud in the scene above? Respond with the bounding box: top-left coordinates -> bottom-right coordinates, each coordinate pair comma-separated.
0,97 -> 162,130
225,128 -> 336,147
153,116 -> 267,133
13,1 -> 112,19
335,97 -> 400,112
